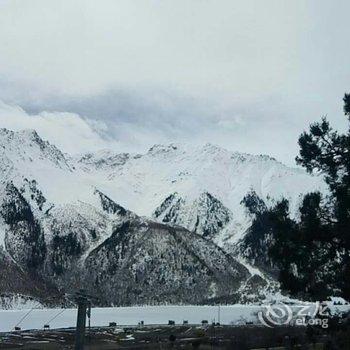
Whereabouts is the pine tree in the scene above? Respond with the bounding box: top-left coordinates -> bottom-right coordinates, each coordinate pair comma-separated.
295,94 -> 350,299
249,94 -> 350,300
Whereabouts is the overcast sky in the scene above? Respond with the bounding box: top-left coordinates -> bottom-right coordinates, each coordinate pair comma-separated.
0,0 -> 349,165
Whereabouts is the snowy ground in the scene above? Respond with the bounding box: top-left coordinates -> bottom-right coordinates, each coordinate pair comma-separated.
1,303 -> 349,333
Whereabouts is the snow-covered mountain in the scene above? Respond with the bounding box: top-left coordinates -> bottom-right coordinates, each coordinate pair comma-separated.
0,129 -> 326,306
75,142 -> 326,247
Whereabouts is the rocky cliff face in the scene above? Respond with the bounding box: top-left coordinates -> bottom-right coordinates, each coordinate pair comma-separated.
153,192 -> 232,239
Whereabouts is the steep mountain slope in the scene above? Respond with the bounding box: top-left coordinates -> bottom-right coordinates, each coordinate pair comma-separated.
0,129 -> 259,306
84,220 -> 250,305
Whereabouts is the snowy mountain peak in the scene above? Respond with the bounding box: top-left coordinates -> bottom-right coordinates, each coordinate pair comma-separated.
147,142 -> 232,157
153,191 -> 232,238
77,150 -> 133,171
0,128 -> 71,173
71,140 -> 326,226
145,142 -> 280,168
202,142 -> 231,154
147,143 -> 181,156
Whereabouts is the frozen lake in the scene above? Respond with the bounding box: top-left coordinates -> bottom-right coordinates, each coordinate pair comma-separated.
0,305 -> 260,332
1,303 -> 349,332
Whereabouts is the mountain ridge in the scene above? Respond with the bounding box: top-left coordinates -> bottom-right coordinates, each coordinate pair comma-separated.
0,128 -> 326,306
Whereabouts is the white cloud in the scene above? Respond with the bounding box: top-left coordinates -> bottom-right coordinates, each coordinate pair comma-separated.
0,101 -> 117,154
0,0 -> 348,101
0,1 -> 349,165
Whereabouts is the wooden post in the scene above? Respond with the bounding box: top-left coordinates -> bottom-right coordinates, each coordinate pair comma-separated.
74,289 -> 96,350
74,296 -> 88,350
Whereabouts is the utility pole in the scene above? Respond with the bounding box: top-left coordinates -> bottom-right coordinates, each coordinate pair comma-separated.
74,290 -> 92,350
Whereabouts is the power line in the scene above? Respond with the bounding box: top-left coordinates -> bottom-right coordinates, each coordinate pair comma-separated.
12,302 -> 41,330
44,308 -> 66,326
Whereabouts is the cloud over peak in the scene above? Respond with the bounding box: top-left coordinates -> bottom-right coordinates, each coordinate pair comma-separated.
0,101 -> 117,154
